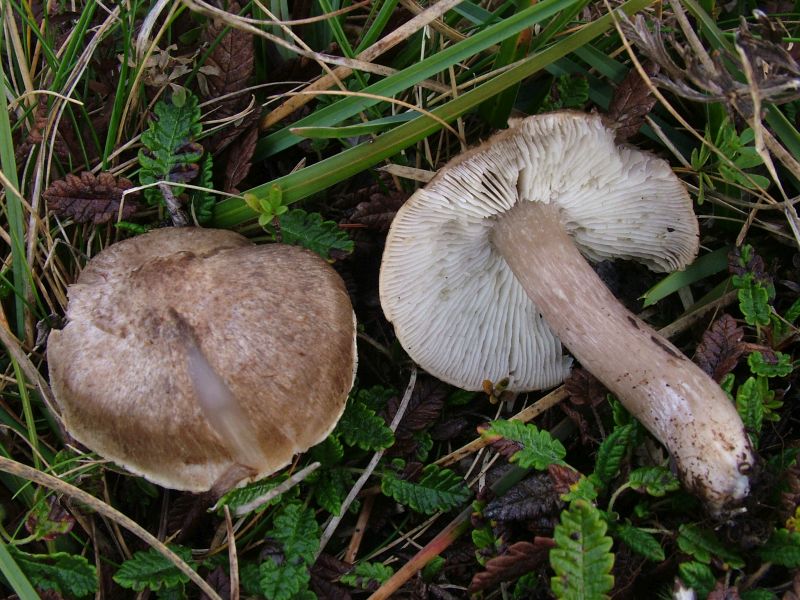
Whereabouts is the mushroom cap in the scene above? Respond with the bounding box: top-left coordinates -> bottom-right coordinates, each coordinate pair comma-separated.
379,111 -> 699,392
47,227 -> 357,492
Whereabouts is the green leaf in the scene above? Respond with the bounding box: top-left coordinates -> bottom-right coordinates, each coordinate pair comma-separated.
314,467 -> 354,516
138,91 -> 203,205
627,467 -> 680,497
336,396 -> 394,451
748,351 -> 793,378
736,376 -> 765,434
9,548 -> 97,598
216,474 -> 293,513
270,503 -> 320,564
340,561 -> 395,589
114,546 -> 192,592
381,464 -> 470,514
641,247 -> 729,307
189,153 -> 215,224
266,209 -> 354,260
758,529 -> 800,567
310,435 -> 344,466
483,420 -> 567,470
612,523 -> 665,562
561,475 -> 600,503
550,500 -> 614,600
258,560 -> 309,600
541,74 -> 589,111
593,424 -> 635,487
735,275 -> 772,326
678,561 -> 715,598
677,524 -> 744,569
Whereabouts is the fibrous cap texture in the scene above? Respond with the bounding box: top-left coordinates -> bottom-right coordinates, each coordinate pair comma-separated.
379,111 -> 699,391
48,227 -> 357,491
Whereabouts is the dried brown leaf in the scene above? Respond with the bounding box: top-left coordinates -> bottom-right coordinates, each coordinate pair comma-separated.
201,1 -> 256,153
695,314 -> 746,381
200,566 -> 231,600
483,473 -> 561,522
385,377 -> 446,457
781,458 -> 800,521
783,570 -> 800,600
607,61 -> 660,142
224,124 -> 258,193
707,580 -> 742,600
348,190 -> 409,232
44,172 -> 140,224
548,463 -> 582,496
311,555 -> 354,600
468,537 -> 554,593
564,368 -> 606,407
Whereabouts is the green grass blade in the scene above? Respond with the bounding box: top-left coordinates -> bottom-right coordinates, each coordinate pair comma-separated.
641,246 -> 730,307
258,0 -> 584,159
291,112 -> 417,139
0,541 -> 39,600
356,0 -> 401,53
213,0 -> 653,227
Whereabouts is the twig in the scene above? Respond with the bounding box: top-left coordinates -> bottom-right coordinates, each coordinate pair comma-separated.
227,461 -> 321,516
317,367 -> 418,556
225,506 -> 240,600
345,494 -> 375,563
0,456 -> 223,600
157,183 -> 189,227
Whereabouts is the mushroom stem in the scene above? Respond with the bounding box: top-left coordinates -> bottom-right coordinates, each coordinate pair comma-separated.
491,201 -> 755,516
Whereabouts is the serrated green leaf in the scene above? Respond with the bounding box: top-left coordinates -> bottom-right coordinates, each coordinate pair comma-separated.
678,561 -> 715,598
258,559 -> 309,600
114,546 -> 192,592
542,74 -> 589,110
748,351 -> 793,378
9,549 -> 97,598
314,467 -> 354,516
336,397 -> 394,451
613,523 -> 665,562
310,435 -> 344,466
189,153 -> 215,224
138,92 -> 204,205
736,376 -> 765,434
561,475 -> 600,503
627,467 -> 680,497
758,528 -> 800,567
266,209 -> 354,260
677,524 -> 744,569
483,420 -> 566,470
216,474 -> 293,513
550,500 -> 614,600
271,503 -> 320,564
381,464 -> 470,514
340,561 -> 395,589
593,424 -> 635,487
735,276 -> 772,326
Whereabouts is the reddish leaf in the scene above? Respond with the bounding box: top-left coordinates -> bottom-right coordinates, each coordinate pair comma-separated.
782,570 -> 800,599
564,368 -> 606,406
695,314 -> 745,381
707,580 -> 742,600
607,61 -> 660,141
224,124 -> 258,193
312,554 -> 354,600
348,190 -> 409,232
468,537 -> 555,593
44,172 -> 140,224
385,377 -> 446,458
548,463 -> 582,496
200,566 -> 231,600
483,473 -> 561,522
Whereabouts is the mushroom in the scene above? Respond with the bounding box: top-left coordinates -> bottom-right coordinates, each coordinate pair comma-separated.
379,111 -> 754,516
47,227 -> 357,492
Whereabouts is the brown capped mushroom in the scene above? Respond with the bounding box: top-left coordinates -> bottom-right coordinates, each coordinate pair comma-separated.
379,111 -> 754,516
47,227 -> 357,492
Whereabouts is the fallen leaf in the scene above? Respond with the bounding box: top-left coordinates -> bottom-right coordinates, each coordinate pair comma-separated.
695,314 -> 746,381
468,537 -> 555,593
607,61 -> 660,141
483,473 -> 561,522
224,124 -> 259,193
44,172 -> 140,224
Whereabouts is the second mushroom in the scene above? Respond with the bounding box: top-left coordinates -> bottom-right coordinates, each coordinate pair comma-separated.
379,111 -> 755,517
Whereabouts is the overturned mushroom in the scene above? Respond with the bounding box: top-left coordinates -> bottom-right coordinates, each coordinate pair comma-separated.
380,111 -> 754,516
48,227 -> 357,492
